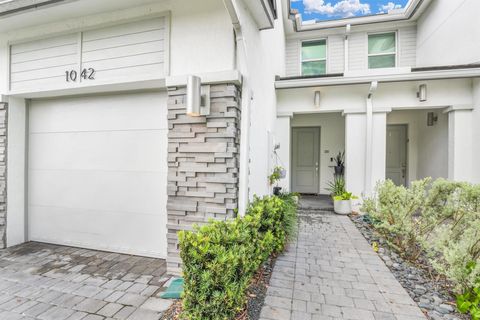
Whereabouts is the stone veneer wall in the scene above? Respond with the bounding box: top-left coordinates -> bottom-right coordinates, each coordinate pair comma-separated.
0,102 -> 7,249
166,83 -> 241,274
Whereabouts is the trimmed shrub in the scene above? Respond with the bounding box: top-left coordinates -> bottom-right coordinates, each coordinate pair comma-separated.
178,193 -> 298,320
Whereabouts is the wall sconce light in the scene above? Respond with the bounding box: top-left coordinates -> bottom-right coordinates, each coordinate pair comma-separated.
314,90 -> 321,108
427,112 -> 438,126
186,75 -> 210,116
417,84 -> 427,102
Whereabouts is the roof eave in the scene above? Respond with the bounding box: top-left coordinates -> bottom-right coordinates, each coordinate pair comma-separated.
275,66 -> 480,89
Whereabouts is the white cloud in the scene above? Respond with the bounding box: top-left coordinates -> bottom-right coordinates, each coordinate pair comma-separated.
303,0 -> 371,18
378,2 -> 403,13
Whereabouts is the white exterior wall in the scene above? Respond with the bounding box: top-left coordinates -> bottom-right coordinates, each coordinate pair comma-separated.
6,98 -> 27,247
0,0 -> 235,95
285,26 -> 416,77
417,0 -> 480,66
230,0 -> 286,203
448,110 -> 473,182
0,0 -> 237,247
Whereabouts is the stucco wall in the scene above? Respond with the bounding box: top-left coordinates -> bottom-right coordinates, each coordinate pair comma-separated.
417,0 -> 480,66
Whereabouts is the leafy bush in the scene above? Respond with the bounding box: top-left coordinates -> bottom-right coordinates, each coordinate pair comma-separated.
363,178 -> 480,297
178,194 -> 298,320
362,178 -> 431,259
457,262 -> 480,320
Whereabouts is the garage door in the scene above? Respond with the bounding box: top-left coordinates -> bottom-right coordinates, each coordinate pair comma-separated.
28,91 -> 168,258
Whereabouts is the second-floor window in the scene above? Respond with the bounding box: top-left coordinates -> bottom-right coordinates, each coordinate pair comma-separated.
368,32 -> 396,69
301,40 -> 326,76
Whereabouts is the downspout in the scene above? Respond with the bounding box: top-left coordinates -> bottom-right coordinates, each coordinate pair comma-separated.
344,24 -> 350,73
223,0 -> 250,217
365,81 -> 378,196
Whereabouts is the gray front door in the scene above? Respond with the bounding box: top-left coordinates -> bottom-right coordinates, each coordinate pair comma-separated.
386,125 -> 407,186
292,127 -> 320,193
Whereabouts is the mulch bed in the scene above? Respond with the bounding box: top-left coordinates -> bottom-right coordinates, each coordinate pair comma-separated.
160,257 -> 276,320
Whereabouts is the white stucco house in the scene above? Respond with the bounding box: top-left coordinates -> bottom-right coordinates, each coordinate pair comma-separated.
0,0 -> 478,273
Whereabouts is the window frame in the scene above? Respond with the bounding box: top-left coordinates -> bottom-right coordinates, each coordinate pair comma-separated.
300,38 -> 328,76
367,31 -> 398,69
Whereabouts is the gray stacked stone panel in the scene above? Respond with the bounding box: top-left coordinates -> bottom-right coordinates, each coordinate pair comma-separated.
166,84 -> 241,274
0,102 -> 6,249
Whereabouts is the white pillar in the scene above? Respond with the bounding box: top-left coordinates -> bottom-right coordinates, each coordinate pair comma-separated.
472,79 -> 480,184
274,115 -> 291,192
6,97 -> 28,247
447,107 -> 473,182
371,112 -> 387,190
344,112 -> 365,198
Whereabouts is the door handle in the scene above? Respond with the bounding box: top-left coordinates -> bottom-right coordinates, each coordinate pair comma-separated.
401,168 -> 406,178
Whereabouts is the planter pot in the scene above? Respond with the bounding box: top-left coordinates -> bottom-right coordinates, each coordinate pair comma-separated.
279,169 -> 287,179
334,199 -> 352,215
334,165 -> 344,176
273,187 -> 282,196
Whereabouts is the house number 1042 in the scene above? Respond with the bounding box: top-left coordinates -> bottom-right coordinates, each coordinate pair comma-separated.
65,68 -> 96,82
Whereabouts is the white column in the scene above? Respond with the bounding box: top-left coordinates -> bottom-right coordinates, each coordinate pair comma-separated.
371,112 -> 387,190
344,112 -> 365,198
274,115 -> 291,192
472,79 -> 480,184
447,107 -> 473,182
6,97 -> 28,247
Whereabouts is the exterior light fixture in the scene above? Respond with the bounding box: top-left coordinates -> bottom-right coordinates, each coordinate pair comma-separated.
417,84 -> 427,102
186,75 -> 210,116
314,90 -> 321,108
427,112 -> 438,126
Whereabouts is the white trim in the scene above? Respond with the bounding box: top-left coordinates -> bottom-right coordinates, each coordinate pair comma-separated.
275,68 -> 480,89
7,78 -> 167,99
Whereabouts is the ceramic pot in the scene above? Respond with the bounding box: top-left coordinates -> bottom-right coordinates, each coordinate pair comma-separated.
334,199 -> 352,215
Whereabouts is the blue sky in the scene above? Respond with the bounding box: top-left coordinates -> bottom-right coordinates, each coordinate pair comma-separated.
290,0 -> 409,22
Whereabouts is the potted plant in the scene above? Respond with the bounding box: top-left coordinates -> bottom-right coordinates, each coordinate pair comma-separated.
326,175 -> 346,197
268,166 -> 285,195
333,192 -> 358,215
334,151 -> 345,176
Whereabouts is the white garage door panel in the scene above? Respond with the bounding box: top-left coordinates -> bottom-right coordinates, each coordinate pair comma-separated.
29,92 -> 167,133
28,92 -> 168,258
29,130 -> 167,172
29,171 -> 166,216
29,206 -> 165,257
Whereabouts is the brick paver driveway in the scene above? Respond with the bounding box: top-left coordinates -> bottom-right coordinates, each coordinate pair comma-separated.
0,242 -> 173,320
260,209 -> 427,320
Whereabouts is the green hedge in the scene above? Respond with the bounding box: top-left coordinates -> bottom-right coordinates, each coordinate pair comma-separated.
178,194 -> 298,320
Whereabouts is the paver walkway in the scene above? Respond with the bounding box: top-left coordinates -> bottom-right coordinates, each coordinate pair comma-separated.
0,242 -> 173,320
260,209 -> 427,320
